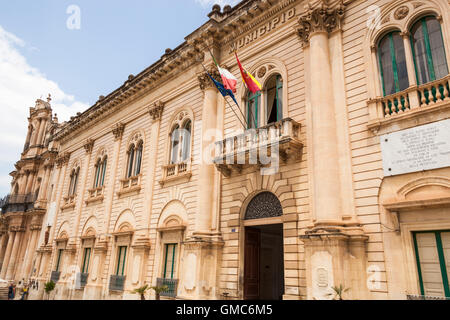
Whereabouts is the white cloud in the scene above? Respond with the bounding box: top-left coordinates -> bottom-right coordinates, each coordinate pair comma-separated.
195,0 -> 241,8
0,25 -> 89,195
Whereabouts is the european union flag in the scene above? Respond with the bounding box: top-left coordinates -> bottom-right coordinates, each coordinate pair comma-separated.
206,71 -> 239,107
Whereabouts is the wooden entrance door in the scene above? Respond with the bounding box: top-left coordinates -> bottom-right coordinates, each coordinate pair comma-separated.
244,227 -> 260,300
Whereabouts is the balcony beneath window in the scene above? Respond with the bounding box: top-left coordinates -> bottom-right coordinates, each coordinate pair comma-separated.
117,174 -> 142,197
51,271 -> 61,283
159,162 -> 192,186
109,275 -> 126,291
61,195 -> 76,211
213,118 -> 303,177
368,74 -> 450,133
75,272 -> 89,289
86,187 -> 104,205
157,278 -> 179,298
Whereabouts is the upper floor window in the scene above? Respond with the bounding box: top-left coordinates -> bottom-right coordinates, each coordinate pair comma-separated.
378,31 -> 409,96
246,73 -> 284,128
411,16 -> 449,85
93,156 -> 108,188
68,167 -> 80,196
126,140 -> 143,178
169,120 -> 192,165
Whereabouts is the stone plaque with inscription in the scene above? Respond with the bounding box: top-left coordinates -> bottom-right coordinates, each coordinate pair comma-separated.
381,120 -> 450,176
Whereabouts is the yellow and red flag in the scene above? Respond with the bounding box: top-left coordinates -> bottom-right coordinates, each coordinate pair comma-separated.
235,52 -> 262,94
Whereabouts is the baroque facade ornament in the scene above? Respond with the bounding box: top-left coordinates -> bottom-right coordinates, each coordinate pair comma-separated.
394,6 -> 409,20
56,152 -> 71,168
245,192 -> 283,220
149,101 -> 165,121
198,68 -> 221,90
83,139 -> 95,154
296,3 -> 345,45
112,122 -> 125,141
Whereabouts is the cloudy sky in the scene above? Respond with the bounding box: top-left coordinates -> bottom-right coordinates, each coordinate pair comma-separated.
0,0 -> 239,196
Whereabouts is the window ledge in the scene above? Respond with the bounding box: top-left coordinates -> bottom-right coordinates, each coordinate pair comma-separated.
117,175 -> 142,197
159,171 -> 192,187
61,196 -> 76,211
160,162 -> 192,187
85,195 -> 104,205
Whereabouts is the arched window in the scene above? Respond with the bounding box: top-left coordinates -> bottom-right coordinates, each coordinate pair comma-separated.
126,140 -> 143,178
265,74 -> 283,125
378,31 -> 409,96
126,144 -> 135,178
93,156 -> 108,188
181,120 -> 191,162
247,91 -> 260,129
69,167 -> 80,196
134,142 -> 142,176
411,16 -> 449,85
170,125 -> 180,165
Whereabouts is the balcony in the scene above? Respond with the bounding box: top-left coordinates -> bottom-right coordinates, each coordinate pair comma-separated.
109,275 -> 126,291
159,162 -> 192,186
213,118 -> 303,177
86,187 -> 104,205
156,278 -> 179,298
0,193 -> 37,215
75,272 -> 89,289
62,195 -> 76,211
50,271 -> 61,283
368,75 -> 450,133
118,174 -> 142,197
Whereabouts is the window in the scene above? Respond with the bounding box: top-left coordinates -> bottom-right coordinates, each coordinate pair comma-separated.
93,156 -> 107,188
378,31 -> 409,96
247,91 -> 260,129
55,249 -> 64,272
116,246 -> 127,276
413,231 -> 450,298
266,75 -> 283,125
126,141 -> 143,179
82,248 -> 91,274
68,167 -> 80,196
163,244 -> 177,279
411,17 -> 449,85
169,122 -> 191,165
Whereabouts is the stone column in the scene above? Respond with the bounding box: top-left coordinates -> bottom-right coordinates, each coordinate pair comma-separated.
0,232 -> 15,278
298,6 -> 344,225
38,165 -> 52,201
25,170 -> 35,194
5,230 -> 22,280
30,119 -> 40,146
401,31 -> 420,109
23,227 -> 40,279
0,232 -> 8,270
37,118 -> 47,146
20,172 -> 30,194
194,69 -> 219,237
297,3 -> 369,300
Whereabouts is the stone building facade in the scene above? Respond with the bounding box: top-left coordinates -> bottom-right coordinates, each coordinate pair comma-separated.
1,0 -> 450,300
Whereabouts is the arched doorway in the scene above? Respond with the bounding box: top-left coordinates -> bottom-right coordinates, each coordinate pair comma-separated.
243,192 -> 284,300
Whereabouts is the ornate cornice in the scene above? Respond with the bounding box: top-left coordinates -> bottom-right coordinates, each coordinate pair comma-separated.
198,68 -> 221,91
149,101 -> 165,121
296,1 -> 345,45
83,139 -> 95,154
112,122 -> 125,141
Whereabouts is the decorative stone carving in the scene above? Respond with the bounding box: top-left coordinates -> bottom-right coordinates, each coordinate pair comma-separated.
198,68 -> 221,90
149,101 -> 165,121
394,6 -> 409,20
257,66 -> 267,78
83,139 -> 95,154
297,3 -> 345,45
56,152 -> 71,168
112,122 -> 125,141
245,192 -> 283,220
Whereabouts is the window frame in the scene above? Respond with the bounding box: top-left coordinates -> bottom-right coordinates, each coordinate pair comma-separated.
163,243 -> 177,280
413,230 -> 450,298
81,247 -> 92,274
115,246 -> 128,276
265,74 -> 283,125
55,249 -> 64,272
247,91 -> 260,129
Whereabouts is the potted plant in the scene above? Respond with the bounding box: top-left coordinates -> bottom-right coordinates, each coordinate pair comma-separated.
44,281 -> 55,300
131,284 -> 150,301
327,284 -> 350,300
150,285 -> 169,301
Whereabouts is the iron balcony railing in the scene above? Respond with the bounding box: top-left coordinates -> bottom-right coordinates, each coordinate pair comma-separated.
109,275 -> 126,291
75,272 -> 89,289
1,193 -> 37,215
157,278 -> 179,298
50,271 -> 61,283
